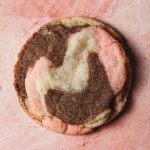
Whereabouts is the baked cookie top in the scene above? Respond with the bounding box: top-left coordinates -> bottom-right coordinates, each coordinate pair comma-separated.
14,17 -> 130,134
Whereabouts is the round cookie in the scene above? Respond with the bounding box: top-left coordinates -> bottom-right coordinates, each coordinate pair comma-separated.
14,17 -> 131,134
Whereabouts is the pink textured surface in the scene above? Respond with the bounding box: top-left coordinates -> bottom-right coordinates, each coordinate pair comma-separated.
0,0 -> 150,150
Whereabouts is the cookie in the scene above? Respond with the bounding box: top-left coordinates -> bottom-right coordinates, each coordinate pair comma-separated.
14,17 -> 131,134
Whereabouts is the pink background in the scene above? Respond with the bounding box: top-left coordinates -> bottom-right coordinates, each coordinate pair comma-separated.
0,0 -> 150,149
